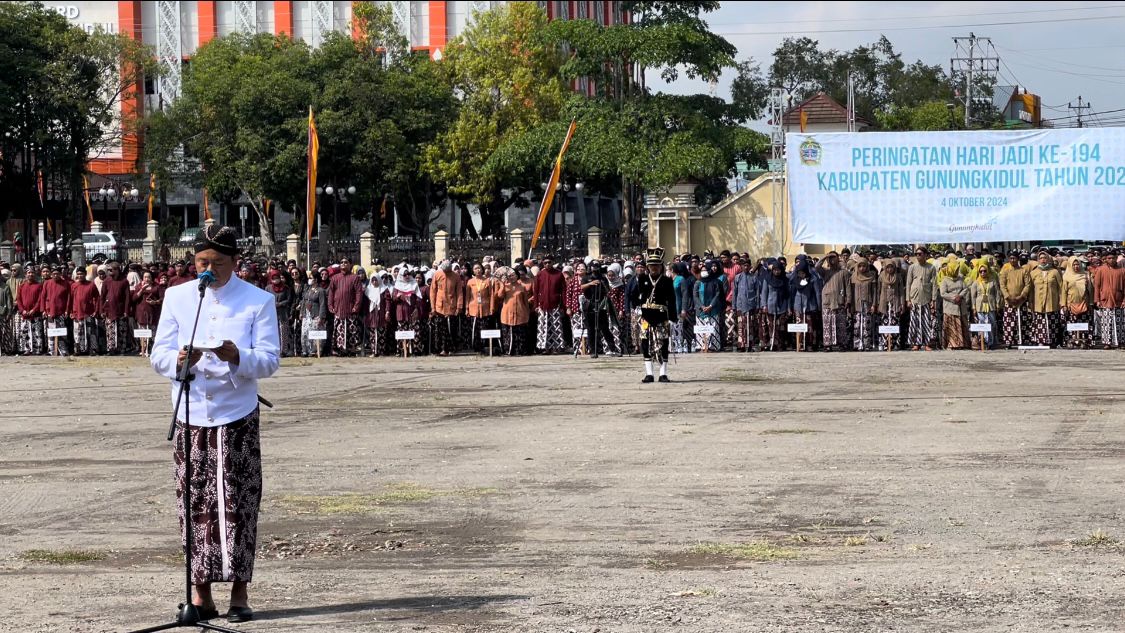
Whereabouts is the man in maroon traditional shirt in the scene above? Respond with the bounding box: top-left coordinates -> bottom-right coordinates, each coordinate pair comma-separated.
167,260 -> 195,287
327,257 -> 363,356
69,266 -> 101,355
16,266 -> 45,355
100,261 -> 132,354
40,266 -> 72,356
532,255 -> 567,353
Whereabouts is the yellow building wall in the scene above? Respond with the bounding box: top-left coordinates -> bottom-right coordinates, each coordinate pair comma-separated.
688,175 -> 840,259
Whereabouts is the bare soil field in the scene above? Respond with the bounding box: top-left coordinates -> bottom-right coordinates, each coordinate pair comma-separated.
1,350 -> 1124,632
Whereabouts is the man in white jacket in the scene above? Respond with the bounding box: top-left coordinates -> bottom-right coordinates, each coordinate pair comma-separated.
150,224 -> 279,623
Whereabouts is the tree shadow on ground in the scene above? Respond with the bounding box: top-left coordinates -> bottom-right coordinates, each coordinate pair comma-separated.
254,594 -> 528,622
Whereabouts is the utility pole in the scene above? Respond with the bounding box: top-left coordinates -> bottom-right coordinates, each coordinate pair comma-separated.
952,33 -> 1000,128
1069,96 -> 1091,128
846,73 -> 856,132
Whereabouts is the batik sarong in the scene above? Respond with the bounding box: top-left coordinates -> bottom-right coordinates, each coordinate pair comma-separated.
876,312 -> 902,351
1066,309 -> 1092,348
735,311 -> 758,351
173,409 -> 262,584
19,316 -> 45,355
695,314 -> 722,352
73,317 -> 99,355
300,311 -> 326,356
1030,311 -> 1061,347
104,317 -> 129,354
822,308 -> 848,348
942,314 -> 969,349
1001,305 -> 1030,348
761,312 -> 790,351
1094,307 -> 1123,348
907,305 -> 938,348
44,317 -> 69,356
852,311 -> 874,351
332,315 -> 362,355
536,308 -> 566,352
972,311 -> 999,349
501,323 -> 525,356
430,314 -> 456,355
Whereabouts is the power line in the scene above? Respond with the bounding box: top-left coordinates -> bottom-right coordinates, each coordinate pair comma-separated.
951,33 -> 999,127
1042,107 -> 1125,122
714,14 -> 1125,36
996,45 -> 1125,73
709,4 -> 1125,27
1000,57 -> 1125,87
1069,96 -> 1092,128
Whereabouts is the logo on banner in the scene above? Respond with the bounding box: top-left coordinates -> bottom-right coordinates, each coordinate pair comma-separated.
949,215 -> 999,234
799,138 -> 822,166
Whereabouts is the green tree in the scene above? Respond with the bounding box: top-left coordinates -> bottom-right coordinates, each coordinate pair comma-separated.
877,101 -> 964,131
0,2 -> 153,236
421,2 -> 566,237
765,36 -> 960,128
146,32 -> 317,253
495,1 -> 761,232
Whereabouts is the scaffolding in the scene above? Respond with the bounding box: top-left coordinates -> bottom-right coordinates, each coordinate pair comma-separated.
767,88 -> 786,253
233,0 -> 256,34
311,1 -> 333,47
156,1 -> 182,107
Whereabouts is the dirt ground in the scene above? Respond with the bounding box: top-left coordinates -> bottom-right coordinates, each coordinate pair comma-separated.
2,350 -> 1125,632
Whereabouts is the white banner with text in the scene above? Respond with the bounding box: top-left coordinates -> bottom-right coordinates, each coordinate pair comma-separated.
786,129 -> 1125,244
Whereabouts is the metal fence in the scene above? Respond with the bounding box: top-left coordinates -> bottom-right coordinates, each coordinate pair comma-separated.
529,233 -> 588,262
370,237 -> 434,266
447,237 -> 511,264
602,230 -> 647,258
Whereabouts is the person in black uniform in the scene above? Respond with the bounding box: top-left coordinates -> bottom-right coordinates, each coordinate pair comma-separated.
581,260 -> 618,357
630,247 -> 677,383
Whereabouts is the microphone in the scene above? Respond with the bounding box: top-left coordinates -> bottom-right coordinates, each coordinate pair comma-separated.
197,270 -> 216,295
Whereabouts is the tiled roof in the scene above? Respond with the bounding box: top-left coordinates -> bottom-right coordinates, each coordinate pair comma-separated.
782,92 -> 872,126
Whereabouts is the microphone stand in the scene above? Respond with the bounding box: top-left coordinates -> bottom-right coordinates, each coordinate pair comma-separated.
132,275 -> 242,633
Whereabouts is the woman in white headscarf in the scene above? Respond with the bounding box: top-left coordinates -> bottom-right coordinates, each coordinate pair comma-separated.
364,271 -> 392,356
391,269 -> 425,356
605,263 -> 627,354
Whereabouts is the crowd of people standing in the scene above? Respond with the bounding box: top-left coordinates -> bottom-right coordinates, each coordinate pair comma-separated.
1,242 -> 1121,358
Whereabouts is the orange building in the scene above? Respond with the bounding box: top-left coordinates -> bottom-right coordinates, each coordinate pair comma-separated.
45,1 -> 627,235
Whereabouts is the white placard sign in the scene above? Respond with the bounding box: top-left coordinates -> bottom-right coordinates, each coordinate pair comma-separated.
395,330 -> 416,341
787,129 -> 1125,243
307,330 -> 328,340
694,324 -> 716,335
878,325 -> 901,335
1067,322 -> 1090,332
969,323 -> 993,333
47,327 -> 67,337
787,323 -> 809,333
133,328 -> 153,339
480,329 -> 501,339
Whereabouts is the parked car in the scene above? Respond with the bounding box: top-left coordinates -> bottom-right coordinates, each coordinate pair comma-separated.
45,231 -> 122,263
179,227 -> 200,245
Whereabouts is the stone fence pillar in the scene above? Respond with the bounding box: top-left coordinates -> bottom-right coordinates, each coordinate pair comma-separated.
359,231 -> 375,266
433,229 -> 449,264
286,234 -> 300,264
509,229 -> 525,265
142,220 -> 159,263
587,226 -> 602,260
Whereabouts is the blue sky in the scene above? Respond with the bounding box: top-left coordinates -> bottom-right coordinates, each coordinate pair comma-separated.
650,1 -> 1125,128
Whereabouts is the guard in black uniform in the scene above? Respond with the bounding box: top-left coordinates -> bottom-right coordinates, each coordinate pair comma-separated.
629,247 -> 677,383
581,260 -> 618,357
